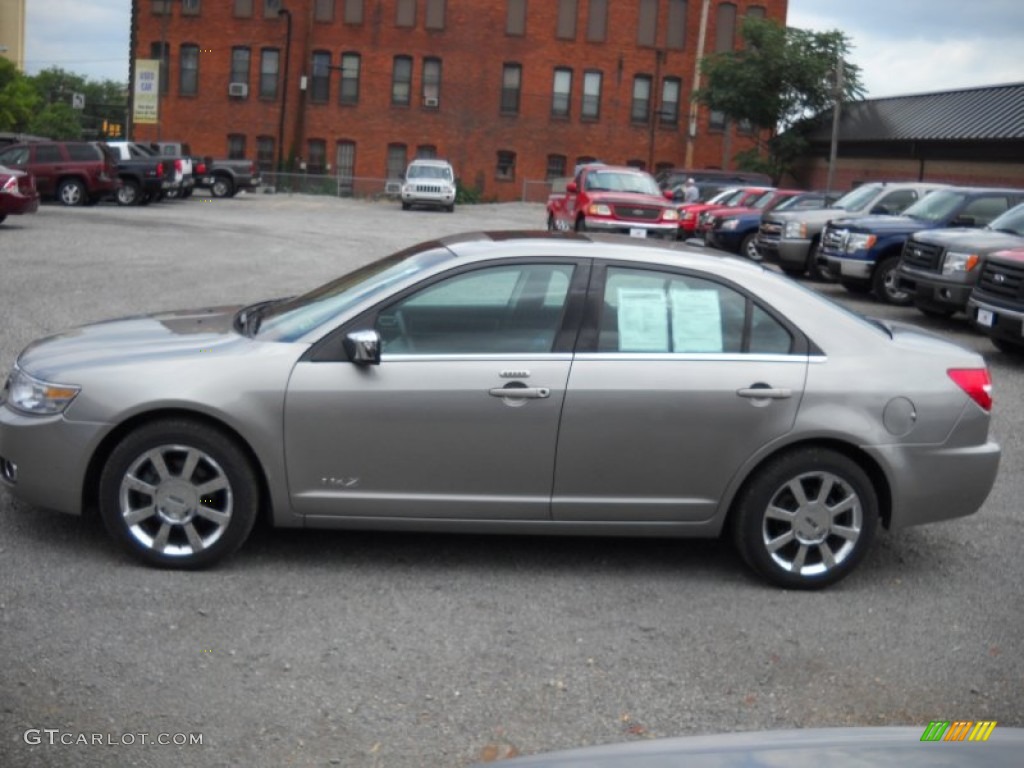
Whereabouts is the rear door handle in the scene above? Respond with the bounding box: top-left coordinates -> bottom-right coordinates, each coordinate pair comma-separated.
737,386 -> 792,400
489,386 -> 550,399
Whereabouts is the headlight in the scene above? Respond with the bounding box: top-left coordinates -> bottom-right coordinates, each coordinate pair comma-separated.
941,251 -> 979,276
681,211 -> 695,221
783,221 -> 806,239
720,219 -> 740,230
4,367 -> 80,416
587,203 -> 612,216
662,209 -> 679,221
844,233 -> 877,253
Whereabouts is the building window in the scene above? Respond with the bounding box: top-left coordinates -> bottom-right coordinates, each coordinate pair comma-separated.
576,155 -> 597,169
344,0 -> 363,23
311,51 -> 331,103
626,159 -> 646,170
546,154 -> 566,179
260,48 -> 280,100
230,47 -> 250,95
228,134 -> 246,160
496,151 -> 516,181
264,0 -> 282,18
234,0 -> 253,16
507,0 -> 526,35
716,2 -> 737,52
416,145 -> 437,159
314,0 -> 335,21
336,140 -> 356,194
581,70 -> 601,119
150,42 -> 169,95
501,63 -> 521,114
747,5 -> 766,19
556,0 -> 577,39
631,75 -> 651,122
396,0 -> 416,27
637,0 -> 658,47
256,135 -> 275,171
182,0 -> 201,16
151,0 -> 171,15
387,143 -> 407,181
667,0 -> 687,49
422,58 -> 441,107
392,56 -> 412,105
307,140 -> 326,174
738,118 -> 753,134
339,53 -> 360,104
552,67 -> 572,117
425,0 -> 446,29
660,77 -> 680,125
586,0 -> 607,42
655,161 -> 673,174
709,109 -> 726,130
179,44 -> 199,96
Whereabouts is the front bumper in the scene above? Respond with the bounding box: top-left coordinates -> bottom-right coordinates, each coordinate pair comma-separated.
585,220 -> 678,239
401,187 -> 456,208
758,236 -> 812,268
895,266 -> 974,311
967,295 -> 1024,346
823,253 -> 873,279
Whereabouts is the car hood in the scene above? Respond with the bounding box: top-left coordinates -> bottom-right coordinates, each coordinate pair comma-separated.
592,191 -> 671,208
836,215 -> 926,234
16,306 -> 246,380
910,227 -> 1024,250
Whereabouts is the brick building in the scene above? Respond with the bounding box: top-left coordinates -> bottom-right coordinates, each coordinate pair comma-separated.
131,0 -> 786,201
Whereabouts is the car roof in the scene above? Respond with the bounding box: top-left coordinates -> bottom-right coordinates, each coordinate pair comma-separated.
407,158 -> 452,166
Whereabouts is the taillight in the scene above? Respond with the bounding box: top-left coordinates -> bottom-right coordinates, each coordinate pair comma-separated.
156,162 -> 164,178
195,161 -> 206,174
1,176 -> 16,194
948,368 -> 993,411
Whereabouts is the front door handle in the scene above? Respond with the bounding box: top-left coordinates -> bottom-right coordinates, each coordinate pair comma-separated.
488,386 -> 551,399
737,385 -> 792,400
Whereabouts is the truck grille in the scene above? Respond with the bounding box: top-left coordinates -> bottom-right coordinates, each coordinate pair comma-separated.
612,204 -> 661,221
413,184 -> 446,194
977,259 -> 1024,301
821,225 -> 846,251
901,240 -> 942,271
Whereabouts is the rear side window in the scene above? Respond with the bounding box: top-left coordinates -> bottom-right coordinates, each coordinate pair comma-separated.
0,147 -> 30,165
65,144 -> 101,162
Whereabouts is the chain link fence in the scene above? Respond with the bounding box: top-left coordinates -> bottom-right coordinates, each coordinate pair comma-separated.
260,172 -> 401,200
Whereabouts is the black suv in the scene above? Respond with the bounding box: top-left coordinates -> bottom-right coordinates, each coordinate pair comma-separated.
967,248 -> 1024,353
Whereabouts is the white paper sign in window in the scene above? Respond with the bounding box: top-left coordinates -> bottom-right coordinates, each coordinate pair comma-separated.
671,288 -> 723,352
617,288 -> 669,351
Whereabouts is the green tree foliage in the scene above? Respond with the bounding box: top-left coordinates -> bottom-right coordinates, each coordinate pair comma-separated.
27,68 -> 128,140
0,58 -> 41,132
698,17 -> 864,182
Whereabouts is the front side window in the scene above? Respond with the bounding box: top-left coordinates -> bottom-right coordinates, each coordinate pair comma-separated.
501,63 -> 522,114
581,70 -> 601,119
260,48 -> 280,99
392,56 -> 413,105
376,264 -> 575,355
179,44 -> 199,96
631,75 -> 651,122
552,68 -> 572,117
422,58 -> 441,107
340,53 -> 360,104
311,51 -> 331,103
599,267 -> 792,355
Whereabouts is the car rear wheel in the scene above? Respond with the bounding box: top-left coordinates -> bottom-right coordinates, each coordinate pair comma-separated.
732,448 -> 878,589
99,419 -> 259,569
116,179 -> 141,206
211,175 -> 234,198
58,178 -> 86,207
873,256 -> 912,305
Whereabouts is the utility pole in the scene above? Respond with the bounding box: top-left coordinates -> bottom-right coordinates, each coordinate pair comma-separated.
684,0 -> 711,168
277,8 -> 293,172
825,57 -> 844,196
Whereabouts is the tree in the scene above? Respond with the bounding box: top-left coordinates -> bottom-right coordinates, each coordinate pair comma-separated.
0,58 -> 41,132
697,17 -> 864,183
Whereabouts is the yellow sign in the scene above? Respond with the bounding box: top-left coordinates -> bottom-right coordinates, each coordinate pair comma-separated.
134,59 -> 160,125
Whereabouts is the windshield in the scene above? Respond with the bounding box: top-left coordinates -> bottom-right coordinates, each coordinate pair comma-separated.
831,184 -> 883,211
750,190 -> 778,209
901,189 -> 967,223
407,164 -> 452,181
987,202 -> 1024,235
254,243 -> 455,341
703,188 -> 738,205
584,170 -> 661,195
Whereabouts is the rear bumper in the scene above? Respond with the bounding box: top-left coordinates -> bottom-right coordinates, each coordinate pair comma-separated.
1,194 -> 39,216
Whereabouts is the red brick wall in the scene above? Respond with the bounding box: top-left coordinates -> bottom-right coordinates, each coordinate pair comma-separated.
790,156 -> 1024,192
132,0 -> 787,201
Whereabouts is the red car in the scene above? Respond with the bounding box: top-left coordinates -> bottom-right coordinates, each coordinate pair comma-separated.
0,164 -> 40,225
676,187 -> 772,239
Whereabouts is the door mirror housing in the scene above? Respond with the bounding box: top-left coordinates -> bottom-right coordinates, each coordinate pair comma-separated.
344,329 -> 381,365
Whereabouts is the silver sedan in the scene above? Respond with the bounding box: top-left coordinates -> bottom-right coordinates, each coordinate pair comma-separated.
0,233 -> 1001,588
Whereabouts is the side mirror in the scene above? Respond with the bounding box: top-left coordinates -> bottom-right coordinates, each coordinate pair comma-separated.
343,329 -> 381,366
567,181 -> 578,194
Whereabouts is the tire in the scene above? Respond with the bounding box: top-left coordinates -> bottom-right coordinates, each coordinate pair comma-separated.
99,419 -> 260,569
210,175 -> 234,199
446,204 -> 455,213
807,237 -> 835,282
58,178 -> 87,207
401,202 -> 411,211
116,179 -> 141,206
740,233 -> 761,261
732,447 -> 879,589
872,256 -> 912,305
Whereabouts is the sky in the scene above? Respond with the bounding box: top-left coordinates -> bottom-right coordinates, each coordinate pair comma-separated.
21,0 -> 1024,99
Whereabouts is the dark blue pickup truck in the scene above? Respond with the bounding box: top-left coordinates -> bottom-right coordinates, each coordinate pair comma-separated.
818,187 -> 1024,304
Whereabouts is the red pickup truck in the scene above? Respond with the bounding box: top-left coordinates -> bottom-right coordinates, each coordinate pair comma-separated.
546,164 -> 679,239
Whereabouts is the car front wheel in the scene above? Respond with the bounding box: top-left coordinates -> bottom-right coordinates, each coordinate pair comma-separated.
211,175 -> 235,198
99,419 -> 259,569
116,179 -> 141,206
873,256 -> 912,305
732,448 -> 878,589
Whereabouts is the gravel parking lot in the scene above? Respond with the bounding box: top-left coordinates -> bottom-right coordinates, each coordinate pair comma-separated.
1,194 -> 1022,767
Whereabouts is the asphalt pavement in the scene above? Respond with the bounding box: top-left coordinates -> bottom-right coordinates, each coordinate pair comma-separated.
1,193 -> 1021,767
